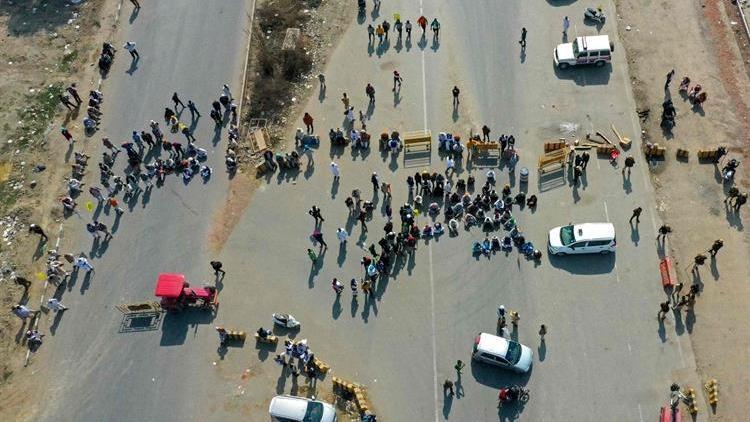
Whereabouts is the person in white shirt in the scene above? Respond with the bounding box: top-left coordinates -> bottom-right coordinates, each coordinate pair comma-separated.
330,162 -> 340,179
445,156 -> 455,176
47,298 -> 68,312
123,41 -> 139,60
336,228 -> 348,244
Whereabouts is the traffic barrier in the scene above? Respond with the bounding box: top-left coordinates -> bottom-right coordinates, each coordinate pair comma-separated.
254,332 -> 277,344
403,130 -> 432,153
544,141 -> 567,153
705,379 -> 718,406
676,148 -> 689,159
596,145 -> 617,155
697,149 -> 718,159
313,357 -> 330,374
538,147 -> 569,173
659,256 -> 677,287
685,387 -> 698,415
645,143 -> 666,158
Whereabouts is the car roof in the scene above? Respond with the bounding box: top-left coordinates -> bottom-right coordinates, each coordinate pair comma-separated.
576,35 -> 610,51
478,333 -> 510,356
269,395 -> 310,419
574,223 -> 615,240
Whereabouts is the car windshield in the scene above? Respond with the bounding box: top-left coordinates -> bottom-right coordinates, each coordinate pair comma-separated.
304,402 -> 324,422
572,40 -> 580,56
506,341 -> 522,365
560,225 -> 576,246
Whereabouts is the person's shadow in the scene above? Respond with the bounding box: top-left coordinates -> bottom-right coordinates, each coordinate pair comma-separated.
630,222 -> 640,246
129,7 -> 140,24
452,107 -> 459,122
332,295 -> 342,319
520,48 -> 526,63
442,389 -> 454,418
318,85 -> 326,103
537,340 -> 547,361
331,177 -> 339,198
431,37 -> 440,52
126,57 -> 139,75
393,90 -> 401,107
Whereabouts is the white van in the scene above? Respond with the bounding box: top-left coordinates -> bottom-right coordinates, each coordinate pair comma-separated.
269,395 -> 337,422
472,333 -> 533,373
554,35 -> 613,69
547,222 -> 616,256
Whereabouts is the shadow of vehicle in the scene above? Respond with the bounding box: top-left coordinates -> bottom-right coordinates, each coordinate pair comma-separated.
159,309 -> 217,346
547,252 -> 616,274
553,61 -> 612,86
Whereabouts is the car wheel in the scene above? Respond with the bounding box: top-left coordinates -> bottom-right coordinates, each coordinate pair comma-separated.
554,251 -> 567,256
599,250 -> 611,255
595,60 -> 605,67
558,62 -> 570,70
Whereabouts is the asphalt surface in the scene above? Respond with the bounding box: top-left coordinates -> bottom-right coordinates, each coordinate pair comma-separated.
33,0 -> 704,421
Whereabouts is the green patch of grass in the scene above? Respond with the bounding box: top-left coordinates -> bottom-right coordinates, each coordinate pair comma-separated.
11,83 -> 64,150
0,181 -> 21,214
59,49 -> 79,73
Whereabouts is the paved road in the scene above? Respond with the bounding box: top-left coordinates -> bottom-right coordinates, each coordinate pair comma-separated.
31,0 -> 704,421
35,1 -> 252,421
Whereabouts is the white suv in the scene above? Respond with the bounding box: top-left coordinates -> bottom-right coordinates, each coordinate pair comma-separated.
554,35 -> 613,69
269,395 -> 337,422
548,223 -> 616,256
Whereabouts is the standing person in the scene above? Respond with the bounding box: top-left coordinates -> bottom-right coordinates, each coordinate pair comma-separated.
371,172 -> 380,192
123,41 -> 139,60
140,131 -> 155,148
187,100 -> 200,118
395,19 -> 403,40
222,84 -> 233,100
358,210 -> 368,232
481,125 -> 491,141
580,151 -> 590,170
59,93 -> 76,110
341,93 -> 350,110
303,112 -> 314,134
629,207 -> 642,224
172,92 -> 185,110
734,192 -> 748,210
376,24 -> 385,43
622,156 -> 635,175
61,127 -> 74,143
210,260 -> 226,276
102,137 -> 120,153
693,253 -> 707,268
519,27 -> 527,49
657,301 -> 670,319
350,278 -> 358,298
74,255 -> 94,272
308,205 -> 324,224
562,16 -> 570,36
417,15 -> 428,36
443,379 -> 454,396
708,239 -> 724,256
366,83 -> 376,103
331,278 -> 343,295
538,324 -> 547,342
11,304 -> 39,321
445,156 -> 455,176
317,73 -> 326,90
725,186 -> 740,204
47,298 -> 68,312
382,19 -> 391,41
452,86 -> 460,107
430,18 -> 441,39
393,71 -> 403,91
405,20 -> 412,40
665,69 -> 675,90
367,24 -> 375,43
657,224 -> 672,240
312,230 -> 328,249
336,228 -> 348,244
67,83 -> 83,105
307,248 -> 317,264
330,162 -> 340,180
454,360 -> 465,375
28,224 -> 48,242
573,165 -> 582,185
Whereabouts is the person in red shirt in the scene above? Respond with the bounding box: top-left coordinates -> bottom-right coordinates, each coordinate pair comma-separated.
417,16 -> 428,35
303,112 -> 314,134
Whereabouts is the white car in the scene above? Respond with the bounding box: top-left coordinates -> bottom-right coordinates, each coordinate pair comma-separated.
554,35 -> 613,69
472,333 -> 533,373
269,395 -> 337,422
548,222 -> 616,256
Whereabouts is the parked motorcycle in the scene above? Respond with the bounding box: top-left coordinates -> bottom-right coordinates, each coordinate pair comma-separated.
498,385 -> 530,406
584,7 -> 606,24
273,313 -> 301,329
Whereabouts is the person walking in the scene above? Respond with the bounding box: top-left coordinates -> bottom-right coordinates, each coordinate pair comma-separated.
58,94 -> 76,110
331,278 -> 343,296
330,162 -> 340,180
376,24 -> 385,43
657,224 -> 672,240
140,131 -> 155,148
187,100 -> 200,118
350,278 -> 358,298
210,260 -> 225,277
657,301 -> 670,319
61,127 -> 74,143
519,27 -> 527,49
445,156 -> 455,176
443,379 -> 455,396
367,24 -> 375,43
580,151 -> 590,170
693,253 -> 707,269
358,210 -> 368,233
312,230 -> 328,249
101,137 -> 120,153
454,360 -> 465,375
336,228 -> 348,244
28,224 -> 48,242
665,69 -> 675,90
539,324 -> 547,342
66,83 -> 83,105
405,20 -> 412,40
622,156 -> 635,175
573,165 -> 582,185
172,92 -> 185,110
123,41 -> 139,60
708,239 -> 724,256
562,16 -> 570,36
395,19 -> 403,40
382,19 -> 391,41
724,186 -> 739,204
47,298 -> 68,312
366,83 -> 376,103
629,207 -> 642,224
452,86 -> 460,107
417,15 -> 428,36
392,70 -> 403,91
371,172 -> 380,192
317,73 -> 326,90
430,18 -> 441,40
303,112 -> 314,134
307,248 -> 317,264
734,192 -> 748,210
341,92 -> 350,110
309,205 -> 324,224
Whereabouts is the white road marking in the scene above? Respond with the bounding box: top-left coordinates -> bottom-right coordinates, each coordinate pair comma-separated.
627,342 -> 632,354
603,201 -> 610,222
637,403 -> 644,422
614,263 -> 620,283
675,334 -> 686,368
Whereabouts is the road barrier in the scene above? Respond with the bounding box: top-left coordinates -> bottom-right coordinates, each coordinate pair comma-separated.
697,149 -> 718,160
705,379 -> 718,406
659,256 -> 677,287
403,130 -> 432,153
220,328 -> 246,342
544,140 -> 566,153
685,387 -> 698,415
538,147 -> 569,173
312,357 -> 330,374
254,333 -> 277,344
676,148 -> 689,159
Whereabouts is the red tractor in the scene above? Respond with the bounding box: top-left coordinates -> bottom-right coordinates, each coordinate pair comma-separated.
154,273 -> 218,312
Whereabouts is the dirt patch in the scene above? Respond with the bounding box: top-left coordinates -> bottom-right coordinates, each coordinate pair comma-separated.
616,0 -> 750,419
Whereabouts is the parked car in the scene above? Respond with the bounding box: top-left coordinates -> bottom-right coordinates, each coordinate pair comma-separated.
269,395 -> 337,422
548,222 -> 616,256
554,35 -> 613,69
472,332 -> 533,373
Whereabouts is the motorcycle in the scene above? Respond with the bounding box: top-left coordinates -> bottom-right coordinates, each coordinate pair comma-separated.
498,385 -> 530,406
584,7 -> 606,24
273,313 -> 301,329
722,159 -> 740,182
